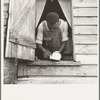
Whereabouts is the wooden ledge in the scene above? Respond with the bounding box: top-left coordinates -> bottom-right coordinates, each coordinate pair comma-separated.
27,60 -> 81,66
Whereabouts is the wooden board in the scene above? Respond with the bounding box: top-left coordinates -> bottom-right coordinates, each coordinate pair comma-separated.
76,55 -> 98,64
11,43 -> 17,58
17,62 -> 24,76
5,1 -> 12,58
74,17 -> 97,25
74,35 -> 97,44
17,64 -> 97,77
27,61 -> 81,66
72,0 -> 97,7
73,8 -> 97,17
75,45 -> 97,54
5,42 -> 12,58
17,46 -> 35,60
74,26 -> 97,35
9,34 -> 36,48
17,77 -> 97,84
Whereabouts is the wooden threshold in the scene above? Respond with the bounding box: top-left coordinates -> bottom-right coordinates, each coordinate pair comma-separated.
27,60 -> 81,66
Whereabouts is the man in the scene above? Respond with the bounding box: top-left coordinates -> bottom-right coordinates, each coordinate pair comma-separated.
36,12 -> 69,60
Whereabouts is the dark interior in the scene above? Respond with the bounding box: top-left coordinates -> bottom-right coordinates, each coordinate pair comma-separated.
36,0 -> 73,60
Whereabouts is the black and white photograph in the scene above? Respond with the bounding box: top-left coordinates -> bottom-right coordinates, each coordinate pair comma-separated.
1,0 -> 99,99
3,0 -> 98,84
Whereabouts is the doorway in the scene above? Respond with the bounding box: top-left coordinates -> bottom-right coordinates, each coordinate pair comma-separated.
36,0 -> 73,60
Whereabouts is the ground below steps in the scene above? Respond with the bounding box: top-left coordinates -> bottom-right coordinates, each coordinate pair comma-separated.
17,76 -> 97,84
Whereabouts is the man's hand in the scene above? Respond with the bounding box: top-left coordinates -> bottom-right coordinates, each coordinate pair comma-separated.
43,50 -> 51,59
37,44 -> 51,59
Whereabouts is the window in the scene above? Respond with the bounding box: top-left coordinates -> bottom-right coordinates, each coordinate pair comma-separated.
36,0 -> 74,61
5,0 -> 76,62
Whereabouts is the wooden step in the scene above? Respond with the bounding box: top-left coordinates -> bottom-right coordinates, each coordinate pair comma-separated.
17,60 -> 97,84
17,77 -> 97,84
18,61 -> 97,77
27,60 -> 81,66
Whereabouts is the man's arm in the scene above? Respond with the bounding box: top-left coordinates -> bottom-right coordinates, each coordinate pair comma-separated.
59,20 -> 68,53
37,43 -> 51,59
36,21 -> 51,59
58,41 -> 67,53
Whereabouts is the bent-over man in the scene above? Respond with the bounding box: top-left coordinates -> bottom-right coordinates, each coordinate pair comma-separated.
36,12 -> 69,60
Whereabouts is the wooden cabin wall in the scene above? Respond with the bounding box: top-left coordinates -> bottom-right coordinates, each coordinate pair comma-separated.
3,0 -> 98,84
3,0 -> 18,84
17,0 -> 97,84
72,0 -> 98,65
4,0 -> 98,65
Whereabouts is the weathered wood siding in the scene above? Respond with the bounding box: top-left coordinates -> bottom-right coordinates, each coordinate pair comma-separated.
4,0 -> 98,84
72,0 -> 98,65
18,61 -> 97,77
17,60 -> 97,84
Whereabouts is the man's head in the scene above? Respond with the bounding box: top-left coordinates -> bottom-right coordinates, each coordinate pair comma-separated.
46,12 -> 60,29
46,12 -> 59,25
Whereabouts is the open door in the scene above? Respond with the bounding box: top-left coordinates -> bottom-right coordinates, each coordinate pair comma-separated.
5,0 -> 36,61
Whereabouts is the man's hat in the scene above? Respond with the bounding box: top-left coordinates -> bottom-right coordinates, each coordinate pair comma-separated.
46,12 -> 59,25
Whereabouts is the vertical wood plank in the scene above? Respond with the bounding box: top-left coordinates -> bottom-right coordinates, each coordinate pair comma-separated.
26,47 -> 31,60
17,45 -> 22,59
30,48 -> 35,60
11,43 -> 17,58
18,62 -> 24,76
5,0 -> 12,58
21,46 -> 27,59
5,42 -> 12,57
